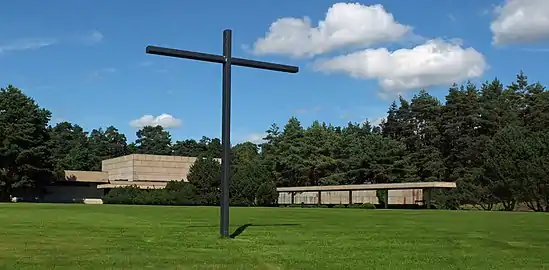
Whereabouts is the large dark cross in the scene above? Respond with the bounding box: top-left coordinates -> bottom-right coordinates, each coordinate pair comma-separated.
146,29 -> 299,238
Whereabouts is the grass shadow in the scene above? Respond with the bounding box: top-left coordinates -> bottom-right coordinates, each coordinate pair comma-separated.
186,223 -> 300,238
229,223 -> 253,238
229,223 -> 300,238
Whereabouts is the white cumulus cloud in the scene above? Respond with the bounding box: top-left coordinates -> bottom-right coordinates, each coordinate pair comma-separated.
314,39 -> 487,94
252,3 -> 411,58
130,114 -> 182,129
491,0 -> 549,45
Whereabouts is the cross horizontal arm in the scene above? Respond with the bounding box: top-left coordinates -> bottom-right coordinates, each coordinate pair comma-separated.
231,57 -> 298,73
146,46 -> 299,73
146,46 -> 224,64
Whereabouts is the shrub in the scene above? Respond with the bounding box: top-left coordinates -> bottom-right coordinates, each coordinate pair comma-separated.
349,203 -> 376,209
102,182 -> 199,205
165,181 -> 198,205
133,189 -> 168,205
361,203 -> 376,209
102,186 -> 143,204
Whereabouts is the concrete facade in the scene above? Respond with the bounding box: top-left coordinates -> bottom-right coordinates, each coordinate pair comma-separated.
276,182 -> 456,206
278,189 -> 424,205
278,190 -> 380,205
388,189 -> 423,205
44,184 -> 105,203
101,154 -> 199,182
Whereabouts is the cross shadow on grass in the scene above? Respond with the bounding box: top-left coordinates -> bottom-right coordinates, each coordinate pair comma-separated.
229,223 -> 300,238
186,223 -> 300,238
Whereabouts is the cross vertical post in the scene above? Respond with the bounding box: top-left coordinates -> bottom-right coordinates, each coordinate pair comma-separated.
220,29 -> 232,238
145,29 -> 298,238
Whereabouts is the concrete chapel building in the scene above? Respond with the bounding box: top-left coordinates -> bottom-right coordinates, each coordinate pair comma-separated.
44,154 -> 454,206
48,154 -> 203,203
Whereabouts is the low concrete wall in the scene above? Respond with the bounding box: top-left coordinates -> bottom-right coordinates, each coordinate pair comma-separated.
83,198 -> 103,204
279,190 -> 379,204
278,189 -> 423,205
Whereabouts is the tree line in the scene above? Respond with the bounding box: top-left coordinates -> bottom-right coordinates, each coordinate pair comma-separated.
1,71 -> 548,211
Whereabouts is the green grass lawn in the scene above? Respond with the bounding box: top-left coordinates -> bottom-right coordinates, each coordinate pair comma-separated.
0,204 -> 548,270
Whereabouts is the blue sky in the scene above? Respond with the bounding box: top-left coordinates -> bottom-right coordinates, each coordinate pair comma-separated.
2,0 -> 549,144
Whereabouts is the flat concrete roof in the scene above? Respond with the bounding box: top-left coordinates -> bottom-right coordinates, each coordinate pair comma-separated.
97,181 -> 168,189
62,170 -> 109,183
101,154 -> 221,164
276,182 -> 456,192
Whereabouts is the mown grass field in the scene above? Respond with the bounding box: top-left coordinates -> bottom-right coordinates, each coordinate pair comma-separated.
0,204 -> 548,270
